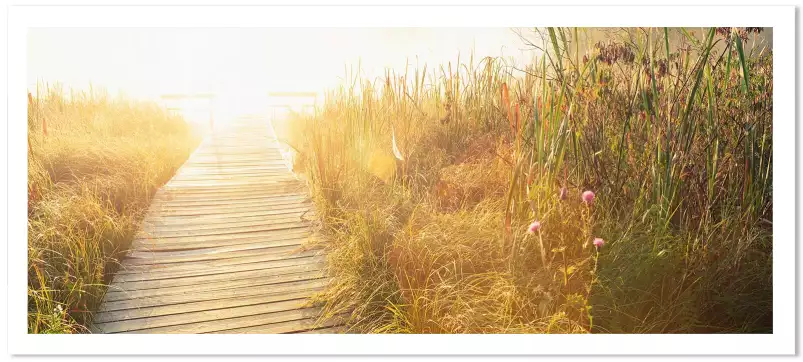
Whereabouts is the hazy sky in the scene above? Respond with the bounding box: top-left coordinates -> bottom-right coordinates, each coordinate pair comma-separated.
28,28 -> 537,118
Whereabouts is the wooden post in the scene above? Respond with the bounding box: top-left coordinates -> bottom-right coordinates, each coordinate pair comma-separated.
209,98 -> 214,131
160,93 -> 216,131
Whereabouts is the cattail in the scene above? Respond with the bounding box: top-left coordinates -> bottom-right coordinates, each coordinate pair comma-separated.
486,59 -> 493,90
501,82 -> 511,122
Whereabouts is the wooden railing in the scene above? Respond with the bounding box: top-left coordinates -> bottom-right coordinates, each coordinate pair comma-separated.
267,91 -> 318,119
160,94 -> 216,129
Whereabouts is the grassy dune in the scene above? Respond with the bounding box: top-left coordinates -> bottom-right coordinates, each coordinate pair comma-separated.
27,86 -> 200,333
283,27 -> 772,333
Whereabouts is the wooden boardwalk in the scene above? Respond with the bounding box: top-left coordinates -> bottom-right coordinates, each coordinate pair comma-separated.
91,116 -> 342,334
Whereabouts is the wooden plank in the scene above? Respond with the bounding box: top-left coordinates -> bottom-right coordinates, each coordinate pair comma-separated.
150,204 -> 311,217
123,307 -> 329,334
145,205 -> 312,221
208,314 -> 348,334
127,235 -> 311,258
106,262 -> 325,292
111,255 -> 325,283
178,166 -> 291,172
141,213 -> 314,233
149,193 -> 309,208
115,249 -> 321,276
190,150 -> 282,156
102,269 -> 326,302
157,184 -> 302,195
186,155 -> 285,161
99,278 -> 330,313
137,220 -> 310,239
164,179 -> 300,189
152,192 -> 305,205
94,116 -> 335,334
93,288 -> 323,324
170,172 -> 295,182
173,170 -> 294,178
131,228 -> 312,251
123,243 -> 309,265
149,198 -> 310,212
94,299 -> 311,333
184,158 -> 286,164
132,226 -> 311,248
155,184 -> 304,199
182,161 -> 286,167
182,160 -> 288,166
156,185 -> 305,195
145,207 -> 312,224
168,172 -> 295,181
296,325 -> 347,334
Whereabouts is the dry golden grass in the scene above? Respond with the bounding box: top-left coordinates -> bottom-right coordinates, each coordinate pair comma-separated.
291,28 -> 772,334
27,86 -> 200,333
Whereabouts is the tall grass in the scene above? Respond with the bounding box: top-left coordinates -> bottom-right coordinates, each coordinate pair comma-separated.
284,27 -> 772,333
27,85 -> 200,333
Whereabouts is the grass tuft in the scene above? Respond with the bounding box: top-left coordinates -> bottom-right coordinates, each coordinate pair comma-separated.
27,85 -> 200,333
286,27 -> 772,334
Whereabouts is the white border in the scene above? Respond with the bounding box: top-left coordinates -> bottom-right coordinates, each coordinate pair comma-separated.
7,5 -> 795,356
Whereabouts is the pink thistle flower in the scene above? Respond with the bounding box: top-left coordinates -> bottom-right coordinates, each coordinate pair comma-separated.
527,221 -> 541,234
582,190 -> 596,205
559,186 -> 568,200
593,237 -> 605,248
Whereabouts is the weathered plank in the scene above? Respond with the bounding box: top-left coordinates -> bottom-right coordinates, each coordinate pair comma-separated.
137,219 -> 309,238
142,211 -> 314,230
98,279 -> 330,313
145,205 -> 312,221
297,326 -> 348,334
102,269 -> 326,302
131,229 -> 313,251
122,243 -> 308,266
93,117 -> 340,334
93,288 -> 322,324
112,254 -> 325,282
127,237 -> 310,260
106,262 -> 325,291
123,307 -> 329,334
132,227 -> 311,245
95,299 -> 313,333
208,314 -> 349,334
149,197 -> 310,211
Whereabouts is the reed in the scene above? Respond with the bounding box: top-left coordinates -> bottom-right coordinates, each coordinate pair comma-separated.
289,27 -> 772,334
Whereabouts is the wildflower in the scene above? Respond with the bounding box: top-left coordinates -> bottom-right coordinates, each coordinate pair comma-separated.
593,238 -> 605,248
527,220 -> 541,234
582,190 -> 595,205
559,186 -> 568,200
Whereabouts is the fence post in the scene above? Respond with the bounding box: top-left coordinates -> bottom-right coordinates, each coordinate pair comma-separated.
209,97 -> 214,131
